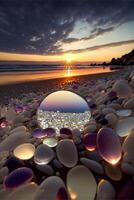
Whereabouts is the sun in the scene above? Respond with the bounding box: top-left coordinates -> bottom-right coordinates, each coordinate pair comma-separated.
65,53 -> 73,64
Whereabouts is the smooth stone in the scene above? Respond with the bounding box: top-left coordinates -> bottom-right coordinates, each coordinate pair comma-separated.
73,137 -> 81,145
0,167 -> 9,183
72,129 -> 81,138
115,117 -> 134,137
13,143 -> 35,160
124,98 -> 134,109
116,109 -> 132,117
86,151 -> 102,162
105,113 -> 118,127
67,165 -> 97,200
83,124 -> 97,134
83,133 -> 96,151
121,162 -> 134,175
56,139 -> 78,168
97,180 -> 116,200
112,80 -> 132,98
4,167 -> 33,189
0,131 -> 30,151
52,159 -> 63,169
43,138 -> 58,148
104,163 -> 122,181
7,183 -> 38,200
80,158 -> 104,174
9,126 -> 27,135
34,176 -> 66,200
97,128 -> 122,165
122,128 -> 134,153
34,144 -> 55,165
36,165 -> 54,176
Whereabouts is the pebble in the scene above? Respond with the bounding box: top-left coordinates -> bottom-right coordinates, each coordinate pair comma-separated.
34,144 -> 55,165
7,183 -> 38,200
124,98 -> 134,109
36,165 -> 54,176
0,131 -> 30,151
112,79 -> 132,98
97,179 -> 116,200
80,158 -> 104,174
34,176 -> 66,200
115,117 -> 134,137
67,165 -> 97,200
105,113 -> 118,127
56,139 -> 78,168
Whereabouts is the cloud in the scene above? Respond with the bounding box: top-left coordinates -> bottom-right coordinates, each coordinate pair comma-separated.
0,0 -> 134,54
63,27 -> 115,43
63,39 -> 134,54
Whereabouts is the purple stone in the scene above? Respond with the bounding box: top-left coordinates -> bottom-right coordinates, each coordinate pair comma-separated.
32,128 -> 46,138
97,127 -> 121,165
15,106 -> 23,113
4,167 -> 33,189
60,128 -> 72,137
83,133 -> 96,151
43,128 -> 56,137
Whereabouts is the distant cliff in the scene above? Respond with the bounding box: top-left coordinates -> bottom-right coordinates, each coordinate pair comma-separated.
109,49 -> 134,65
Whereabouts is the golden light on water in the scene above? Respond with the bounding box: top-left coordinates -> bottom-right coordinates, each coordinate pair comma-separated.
67,67 -> 71,77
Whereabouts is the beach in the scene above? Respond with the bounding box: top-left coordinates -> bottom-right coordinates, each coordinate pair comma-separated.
1,67 -> 134,199
0,67 -> 125,104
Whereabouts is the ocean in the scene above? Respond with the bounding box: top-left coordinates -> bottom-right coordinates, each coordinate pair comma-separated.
0,65 -> 111,85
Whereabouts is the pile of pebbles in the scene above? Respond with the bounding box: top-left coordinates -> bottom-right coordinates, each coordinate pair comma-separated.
1,70 -> 134,199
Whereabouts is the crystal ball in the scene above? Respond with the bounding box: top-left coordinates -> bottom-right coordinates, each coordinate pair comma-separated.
37,90 -> 91,133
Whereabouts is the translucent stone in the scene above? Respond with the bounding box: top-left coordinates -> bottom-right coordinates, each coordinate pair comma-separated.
13,143 -> 35,160
97,128 -> 121,165
115,117 -> 134,137
43,138 -> 58,148
32,128 -> 46,139
34,144 -> 54,165
83,133 -> 96,151
37,90 -> 91,133
67,165 -> 97,200
116,109 -> 132,117
56,139 -> 78,168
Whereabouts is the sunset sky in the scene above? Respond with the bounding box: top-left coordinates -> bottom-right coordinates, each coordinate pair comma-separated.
0,0 -> 134,63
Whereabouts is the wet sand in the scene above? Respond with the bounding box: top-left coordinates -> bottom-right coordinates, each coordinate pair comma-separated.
0,67 -> 111,85
0,69 -> 126,104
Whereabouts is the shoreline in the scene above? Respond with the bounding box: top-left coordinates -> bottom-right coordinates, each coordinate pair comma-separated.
0,69 -> 127,104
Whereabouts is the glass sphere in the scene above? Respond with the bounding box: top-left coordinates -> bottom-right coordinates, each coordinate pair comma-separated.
37,90 -> 91,133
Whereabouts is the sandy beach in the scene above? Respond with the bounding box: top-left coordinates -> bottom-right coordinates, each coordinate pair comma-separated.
0,69 -> 124,104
